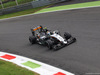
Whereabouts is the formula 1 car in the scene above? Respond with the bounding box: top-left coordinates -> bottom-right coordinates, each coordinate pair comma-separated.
29,26 -> 76,50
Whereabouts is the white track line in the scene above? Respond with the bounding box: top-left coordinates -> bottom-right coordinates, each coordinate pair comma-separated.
0,5 -> 100,21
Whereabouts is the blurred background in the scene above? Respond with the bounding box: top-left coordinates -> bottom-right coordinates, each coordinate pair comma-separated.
0,0 -> 35,9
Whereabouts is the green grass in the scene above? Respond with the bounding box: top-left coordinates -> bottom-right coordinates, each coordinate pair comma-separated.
3,1 -> 16,8
0,59 -> 39,75
0,0 -> 34,9
0,5 -> 48,19
17,0 -> 34,4
35,1 -> 100,14
0,4 -> 3,9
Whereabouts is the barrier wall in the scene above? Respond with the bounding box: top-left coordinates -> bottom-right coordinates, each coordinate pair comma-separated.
0,0 -> 70,15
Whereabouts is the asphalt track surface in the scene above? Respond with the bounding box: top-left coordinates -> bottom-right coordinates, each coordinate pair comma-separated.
0,7 -> 100,75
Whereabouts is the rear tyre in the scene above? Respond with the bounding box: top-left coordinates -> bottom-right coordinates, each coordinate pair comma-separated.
46,40 -> 53,49
64,32 -> 71,40
29,36 -> 36,44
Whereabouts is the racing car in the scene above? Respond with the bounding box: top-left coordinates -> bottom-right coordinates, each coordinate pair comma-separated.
29,26 -> 76,50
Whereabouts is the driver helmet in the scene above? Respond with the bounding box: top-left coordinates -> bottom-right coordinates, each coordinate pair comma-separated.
47,31 -> 51,35
43,27 -> 48,32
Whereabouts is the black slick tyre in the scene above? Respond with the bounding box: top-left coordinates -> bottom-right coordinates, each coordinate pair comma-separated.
64,32 -> 71,40
46,40 -> 53,49
29,36 -> 36,44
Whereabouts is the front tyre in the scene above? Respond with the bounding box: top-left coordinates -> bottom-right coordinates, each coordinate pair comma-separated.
29,36 -> 36,44
64,32 -> 71,40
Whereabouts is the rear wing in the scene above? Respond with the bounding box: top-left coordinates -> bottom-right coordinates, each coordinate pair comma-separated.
32,26 -> 42,31
31,26 -> 43,35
